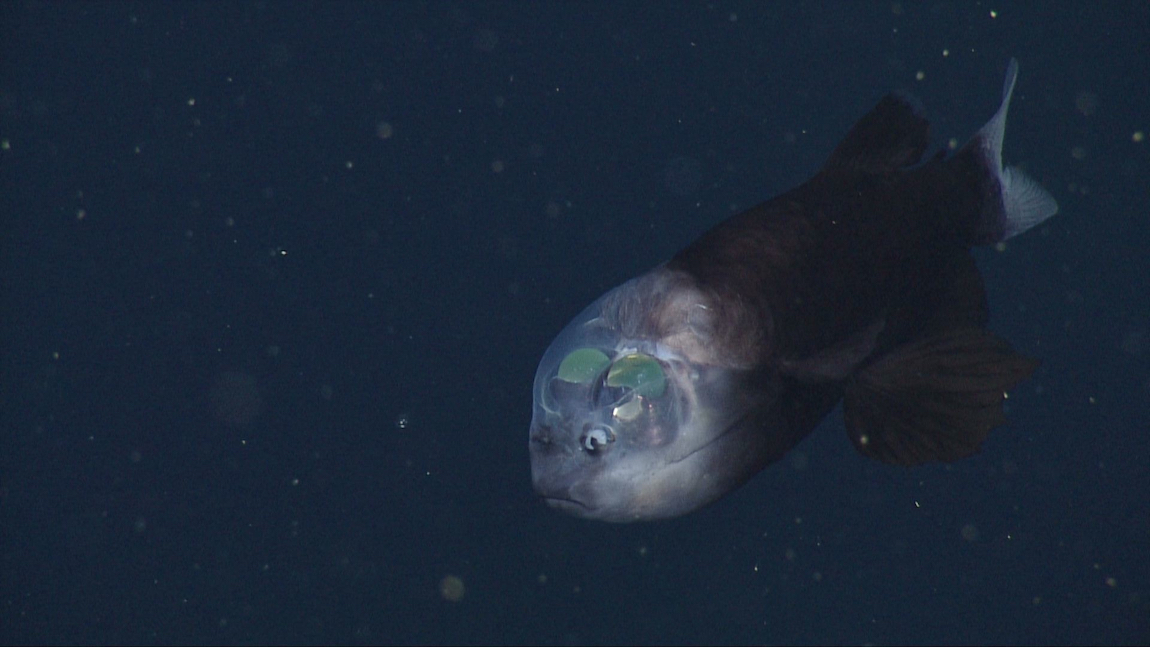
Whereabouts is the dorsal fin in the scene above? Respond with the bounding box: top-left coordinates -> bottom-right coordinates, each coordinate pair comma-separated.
824,91 -> 930,174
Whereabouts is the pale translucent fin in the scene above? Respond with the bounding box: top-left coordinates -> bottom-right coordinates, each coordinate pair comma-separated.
971,58 -> 1059,241
1000,165 -> 1060,238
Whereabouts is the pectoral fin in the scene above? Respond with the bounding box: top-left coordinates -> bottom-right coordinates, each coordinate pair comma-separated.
842,328 -> 1038,465
781,318 -> 886,383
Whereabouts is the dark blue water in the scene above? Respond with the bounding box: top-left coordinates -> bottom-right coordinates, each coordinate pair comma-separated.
2,2 -> 1147,644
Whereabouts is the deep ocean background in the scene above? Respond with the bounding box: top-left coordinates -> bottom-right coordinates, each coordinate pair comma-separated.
2,2 -> 1147,645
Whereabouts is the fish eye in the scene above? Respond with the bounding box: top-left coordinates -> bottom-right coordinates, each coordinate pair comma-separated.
581,426 -> 615,453
557,348 -> 611,384
606,353 -> 666,398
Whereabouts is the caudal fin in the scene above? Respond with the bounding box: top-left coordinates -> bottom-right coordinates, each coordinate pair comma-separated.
961,58 -> 1059,244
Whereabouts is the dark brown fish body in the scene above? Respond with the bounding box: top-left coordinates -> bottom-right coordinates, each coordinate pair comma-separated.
530,60 -> 1057,521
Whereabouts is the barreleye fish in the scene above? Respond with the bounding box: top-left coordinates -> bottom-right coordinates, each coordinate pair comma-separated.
529,59 -> 1058,522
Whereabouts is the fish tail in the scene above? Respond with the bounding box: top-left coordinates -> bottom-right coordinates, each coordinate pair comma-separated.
954,58 -> 1059,244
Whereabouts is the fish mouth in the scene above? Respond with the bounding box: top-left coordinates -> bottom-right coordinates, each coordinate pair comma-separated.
539,495 -> 592,513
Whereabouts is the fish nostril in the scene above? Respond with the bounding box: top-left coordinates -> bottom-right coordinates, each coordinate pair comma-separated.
530,426 -> 554,447
579,426 -> 615,453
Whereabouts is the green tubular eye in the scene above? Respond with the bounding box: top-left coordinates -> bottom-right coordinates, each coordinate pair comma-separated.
557,348 -> 611,384
607,353 -> 666,398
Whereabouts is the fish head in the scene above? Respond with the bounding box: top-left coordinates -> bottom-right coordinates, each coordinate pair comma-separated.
529,272 -> 780,522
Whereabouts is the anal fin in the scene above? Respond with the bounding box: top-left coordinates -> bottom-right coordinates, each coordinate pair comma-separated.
843,328 -> 1038,465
